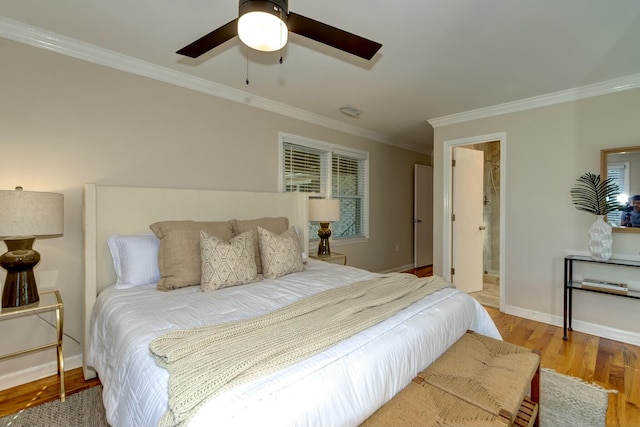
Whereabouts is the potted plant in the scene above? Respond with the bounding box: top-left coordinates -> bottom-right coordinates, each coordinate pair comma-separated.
570,172 -> 622,260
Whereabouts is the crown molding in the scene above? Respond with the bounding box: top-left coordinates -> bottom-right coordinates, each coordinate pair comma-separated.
0,17 -> 425,153
428,73 -> 640,128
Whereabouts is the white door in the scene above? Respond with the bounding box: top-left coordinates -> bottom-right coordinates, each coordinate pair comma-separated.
414,164 -> 433,267
452,147 -> 484,293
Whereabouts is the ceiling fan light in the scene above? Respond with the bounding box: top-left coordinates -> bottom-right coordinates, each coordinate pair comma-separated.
238,10 -> 288,52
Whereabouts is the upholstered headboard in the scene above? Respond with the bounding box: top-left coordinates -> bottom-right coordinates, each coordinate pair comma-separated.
82,183 -> 309,378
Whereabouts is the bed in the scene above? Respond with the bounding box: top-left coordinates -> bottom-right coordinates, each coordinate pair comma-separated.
82,183 -> 500,427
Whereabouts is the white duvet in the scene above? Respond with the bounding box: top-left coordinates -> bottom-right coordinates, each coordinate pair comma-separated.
88,260 -> 500,427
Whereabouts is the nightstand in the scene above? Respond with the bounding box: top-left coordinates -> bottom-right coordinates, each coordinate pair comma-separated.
310,252 -> 347,266
0,290 -> 65,401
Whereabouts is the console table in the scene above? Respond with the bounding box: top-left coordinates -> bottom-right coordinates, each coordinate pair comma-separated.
563,255 -> 640,340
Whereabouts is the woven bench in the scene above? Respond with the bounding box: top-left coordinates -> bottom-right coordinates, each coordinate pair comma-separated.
361,330 -> 540,427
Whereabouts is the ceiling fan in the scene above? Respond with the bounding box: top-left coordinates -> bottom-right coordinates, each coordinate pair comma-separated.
176,0 -> 382,60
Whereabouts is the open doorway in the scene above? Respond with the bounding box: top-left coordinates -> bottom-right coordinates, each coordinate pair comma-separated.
467,141 -> 500,308
414,164 -> 433,269
442,132 -> 506,311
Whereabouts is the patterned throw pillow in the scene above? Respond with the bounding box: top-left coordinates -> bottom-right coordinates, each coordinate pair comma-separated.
257,226 -> 304,279
200,230 -> 259,291
230,217 -> 289,274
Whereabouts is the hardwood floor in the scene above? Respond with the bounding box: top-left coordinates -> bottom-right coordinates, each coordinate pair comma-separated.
0,367 -> 100,418
1,268 -> 638,426
486,306 -> 640,427
404,265 -> 433,277
409,265 -> 639,426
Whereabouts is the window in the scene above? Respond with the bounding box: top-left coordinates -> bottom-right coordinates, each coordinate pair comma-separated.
280,133 -> 369,242
607,162 -> 630,225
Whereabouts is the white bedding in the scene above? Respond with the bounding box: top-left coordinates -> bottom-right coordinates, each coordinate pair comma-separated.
88,260 -> 500,427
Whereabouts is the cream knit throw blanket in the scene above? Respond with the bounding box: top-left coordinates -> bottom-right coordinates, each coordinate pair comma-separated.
149,273 -> 453,427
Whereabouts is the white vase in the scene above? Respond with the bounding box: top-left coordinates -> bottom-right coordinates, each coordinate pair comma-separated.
588,215 -> 613,261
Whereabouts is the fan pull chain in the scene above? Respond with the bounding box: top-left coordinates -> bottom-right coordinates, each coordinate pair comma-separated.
279,12 -> 284,64
245,45 -> 250,85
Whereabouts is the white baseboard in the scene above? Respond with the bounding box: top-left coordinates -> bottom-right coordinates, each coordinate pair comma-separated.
380,263 -> 416,274
504,305 -> 640,346
0,353 -> 83,391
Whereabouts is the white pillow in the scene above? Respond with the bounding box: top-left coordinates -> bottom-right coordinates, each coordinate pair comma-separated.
107,234 -> 160,288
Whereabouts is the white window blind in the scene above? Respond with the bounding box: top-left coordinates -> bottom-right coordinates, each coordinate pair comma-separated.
282,142 -> 328,194
607,162 -> 629,225
280,134 -> 369,241
332,152 -> 368,238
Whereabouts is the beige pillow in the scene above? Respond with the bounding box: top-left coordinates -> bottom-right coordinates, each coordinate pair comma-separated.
257,226 -> 304,279
231,217 -> 289,274
200,231 -> 259,292
150,220 -> 234,290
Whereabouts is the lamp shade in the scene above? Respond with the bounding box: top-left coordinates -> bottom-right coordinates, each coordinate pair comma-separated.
0,188 -> 64,238
238,0 -> 288,52
309,199 -> 340,222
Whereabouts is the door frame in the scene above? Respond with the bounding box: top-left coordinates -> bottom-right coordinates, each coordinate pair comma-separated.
442,132 -> 506,310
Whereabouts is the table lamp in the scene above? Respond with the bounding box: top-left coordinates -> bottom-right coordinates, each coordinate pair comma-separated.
0,187 -> 64,309
308,198 -> 340,257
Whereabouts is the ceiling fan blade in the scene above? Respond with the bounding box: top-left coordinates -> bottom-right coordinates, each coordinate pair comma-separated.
176,18 -> 239,58
286,12 -> 381,60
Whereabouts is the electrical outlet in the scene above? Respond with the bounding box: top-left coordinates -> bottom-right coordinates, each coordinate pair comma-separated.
395,244 -> 399,253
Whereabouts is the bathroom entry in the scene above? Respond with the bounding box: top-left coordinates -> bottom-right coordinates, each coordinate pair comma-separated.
445,134 -> 504,310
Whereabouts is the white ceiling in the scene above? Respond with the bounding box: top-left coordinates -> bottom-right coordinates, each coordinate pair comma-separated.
2,0 -> 640,152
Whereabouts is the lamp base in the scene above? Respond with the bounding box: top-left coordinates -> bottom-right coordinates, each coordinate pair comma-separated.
317,222 -> 332,256
1,237 -> 41,309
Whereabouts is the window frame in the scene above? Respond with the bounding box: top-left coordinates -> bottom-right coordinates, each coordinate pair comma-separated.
278,132 -> 369,246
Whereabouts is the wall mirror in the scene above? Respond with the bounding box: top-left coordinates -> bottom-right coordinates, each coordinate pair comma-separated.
601,145 -> 640,233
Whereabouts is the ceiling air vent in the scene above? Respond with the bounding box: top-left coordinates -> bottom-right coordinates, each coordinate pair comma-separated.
339,105 -> 362,118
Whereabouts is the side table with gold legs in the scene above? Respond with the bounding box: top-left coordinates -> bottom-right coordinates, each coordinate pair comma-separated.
309,252 -> 347,266
0,290 -> 65,401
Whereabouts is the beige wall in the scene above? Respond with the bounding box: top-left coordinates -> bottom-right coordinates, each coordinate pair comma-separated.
0,39 -> 428,384
433,88 -> 640,342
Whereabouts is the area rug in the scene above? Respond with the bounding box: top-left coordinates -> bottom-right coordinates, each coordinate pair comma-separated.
0,386 -> 107,427
0,369 -> 614,427
539,367 -> 614,427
